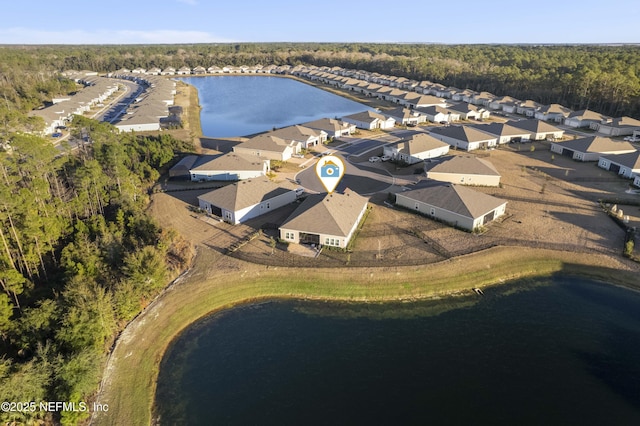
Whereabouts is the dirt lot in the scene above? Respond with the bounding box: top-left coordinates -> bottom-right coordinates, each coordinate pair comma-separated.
148,136 -> 639,267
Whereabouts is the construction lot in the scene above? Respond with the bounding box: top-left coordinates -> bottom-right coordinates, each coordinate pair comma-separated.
149,138 -> 638,267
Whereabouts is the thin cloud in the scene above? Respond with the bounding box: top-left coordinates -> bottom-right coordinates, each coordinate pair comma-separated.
0,28 -> 234,44
177,0 -> 198,5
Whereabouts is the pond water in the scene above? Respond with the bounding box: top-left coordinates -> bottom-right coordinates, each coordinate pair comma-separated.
177,76 -> 375,137
155,276 -> 640,425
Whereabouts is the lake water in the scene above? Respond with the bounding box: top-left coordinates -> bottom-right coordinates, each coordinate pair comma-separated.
155,276 -> 640,425
177,76 -> 375,137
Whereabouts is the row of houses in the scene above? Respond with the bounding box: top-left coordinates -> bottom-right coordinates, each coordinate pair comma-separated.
290,65 -> 640,137
30,71 -> 119,135
550,136 -> 640,185
121,64 -> 288,76
105,71 -> 177,132
197,181 -> 369,249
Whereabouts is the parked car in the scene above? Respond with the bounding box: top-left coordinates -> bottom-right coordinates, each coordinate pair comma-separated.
381,155 -> 392,162
51,132 -> 63,138
368,156 -> 381,163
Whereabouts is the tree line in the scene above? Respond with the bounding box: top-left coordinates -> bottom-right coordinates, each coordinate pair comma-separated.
2,43 -> 639,124
0,115 -> 194,425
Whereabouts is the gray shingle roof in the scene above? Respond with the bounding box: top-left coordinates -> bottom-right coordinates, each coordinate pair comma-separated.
198,179 -> 295,211
280,190 -> 368,237
191,152 -> 267,172
401,183 -> 506,219
392,134 -> 449,155
555,136 -> 636,154
507,119 -> 563,133
426,155 -> 500,176
429,125 -> 497,142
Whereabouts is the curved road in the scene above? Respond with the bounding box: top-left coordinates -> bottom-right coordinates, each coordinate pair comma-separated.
295,153 -> 395,195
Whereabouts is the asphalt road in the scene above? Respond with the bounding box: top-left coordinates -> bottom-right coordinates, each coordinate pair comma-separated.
295,153 -> 395,195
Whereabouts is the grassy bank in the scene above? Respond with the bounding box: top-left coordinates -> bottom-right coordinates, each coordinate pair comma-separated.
92,246 -> 638,426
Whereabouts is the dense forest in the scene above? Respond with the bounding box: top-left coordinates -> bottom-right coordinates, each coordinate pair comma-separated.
0,115 -> 193,424
2,43 -> 639,123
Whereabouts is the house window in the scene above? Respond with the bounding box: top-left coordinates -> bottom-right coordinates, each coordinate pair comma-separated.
415,203 -> 419,210
285,232 -> 295,240
324,237 -> 340,247
430,208 -> 435,216
266,202 -> 270,209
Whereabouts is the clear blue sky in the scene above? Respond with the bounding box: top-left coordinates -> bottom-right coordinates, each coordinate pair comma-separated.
1,0 -> 639,44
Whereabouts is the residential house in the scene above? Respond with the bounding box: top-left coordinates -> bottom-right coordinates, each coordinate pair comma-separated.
383,134 -> 450,164
176,66 -> 192,75
452,89 -> 477,102
516,100 -> 542,117
507,119 -> 565,140
417,106 -> 459,123
269,125 -> 328,149
534,104 -> 573,123
550,136 -> 636,161
472,122 -> 532,144
192,66 -> 207,75
189,153 -> 270,181
160,67 -> 176,75
591,116 -> 640,136
169,155 -> 199,179
400,94 -> 447,109
395,183 -> 507,232
302,118 -> 356,139
424,156 -> 501,187
488,96 -> 521,112
428,125 -> 498,151
279,190 -> 369,249
197,179 -> 297,224
598,151 -> 640,178
383,107 -> 427,126
342,111 -> 395,130
564,109 -> 610,128
447,103 -> 490,121
233,134 -> 301,161
114,115 -> 162,132
469,92 -> 496,107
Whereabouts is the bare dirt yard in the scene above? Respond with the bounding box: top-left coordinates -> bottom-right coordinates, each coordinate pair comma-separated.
148,137 -> 638,267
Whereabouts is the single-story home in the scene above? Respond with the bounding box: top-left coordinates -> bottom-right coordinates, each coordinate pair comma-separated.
189,153 -> 270,181
114,115 -> 162,132
598,151 -> 640,179
507,119 -> 565,141
302,118 -> 356,139
591,116 -> 640,136
383,134 -> 450,164
233,134 -> 301,161
342,111 -> 396,130
279,189 -> 368,249
447,103 -> 490,120
428,125 -> 498,151
424,155 -> 501,187
534,104 -> 573,122
488,96 -> 521,112
383,107 -> 428,126
550,136 -> 636,161
169,155 -> 199,179
395,183 -> 507,232
400,93 -> 447,109
416,106 -> 460,123
516,100 -> 542,117
269,125 -> 327,149
198,179 -> 297,225
564,109 -> 611,129
472,122 -> 531,144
